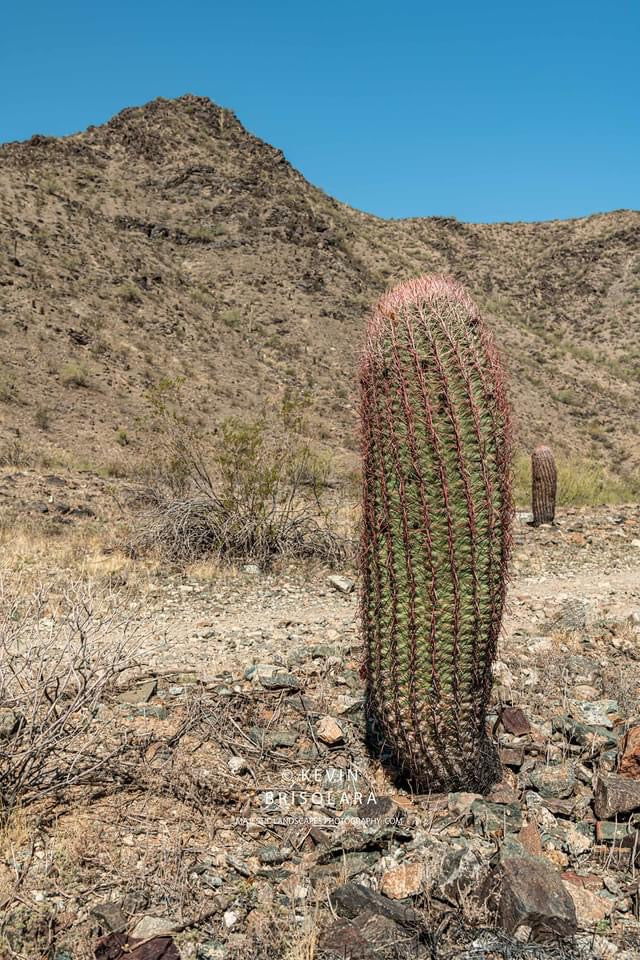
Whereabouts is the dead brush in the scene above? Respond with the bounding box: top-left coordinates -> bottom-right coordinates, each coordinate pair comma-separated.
0,578 -> 152,821
134,382 -> 349,566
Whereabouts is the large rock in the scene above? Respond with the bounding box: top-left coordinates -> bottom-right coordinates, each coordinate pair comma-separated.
497,855 -> 577,941
594,774 -> 640,819
436,847 -> 492,922
529,762 -> 576,799
562,880 -> 611,928
319,913 -> 423,959
329,883 -> 420,927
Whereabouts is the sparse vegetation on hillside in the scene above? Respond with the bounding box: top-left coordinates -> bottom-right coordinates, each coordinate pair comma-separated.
0,95 -> 638,478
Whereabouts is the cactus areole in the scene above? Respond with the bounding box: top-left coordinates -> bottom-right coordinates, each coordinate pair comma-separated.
359,276 -> 513,794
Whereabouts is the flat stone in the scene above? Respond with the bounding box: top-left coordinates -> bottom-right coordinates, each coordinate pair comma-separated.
472,799 -> 522,837
594,774 -> 640,818
529,763 -> 576,799
562,881 -> 610,927
500,745 -> 525,768
552,716 -> 618,752
316,716 -> 345,745
117,679 -> 157,704
518,821 -> 543,858
130,916 -> 176,939
380,862 -> 423,899
448,792 -> 483,818
619,726 -> 640,780
327,575 -> 355,594
499,707 -> 531,736
498,855 -> 577,941
90,901 -> 127,933
259,672 -> 301,691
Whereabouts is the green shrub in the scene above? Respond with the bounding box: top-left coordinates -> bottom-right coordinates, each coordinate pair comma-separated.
116,281 -> 143,305
136,379 -> 345,565
61,363 -> 89,387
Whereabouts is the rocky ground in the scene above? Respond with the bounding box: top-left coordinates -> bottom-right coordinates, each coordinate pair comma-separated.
1,503 -> 640,959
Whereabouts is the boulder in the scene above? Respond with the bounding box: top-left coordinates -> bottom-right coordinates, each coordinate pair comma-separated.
497,855 -> 577,941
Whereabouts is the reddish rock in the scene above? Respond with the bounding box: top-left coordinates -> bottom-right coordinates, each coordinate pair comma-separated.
488,781 -> 520,805
500,745 -> 525,769
518,821 -> 543,858
499,707 -> 531,736
561,871 -> 603,893
562,881 -> 610,927
315,716 -> 345,745
380,862 -> 423,899
619,726 -> 640,780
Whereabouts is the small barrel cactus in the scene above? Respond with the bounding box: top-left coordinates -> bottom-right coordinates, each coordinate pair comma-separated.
359,275 -> 513,793
531,445 -> 557,526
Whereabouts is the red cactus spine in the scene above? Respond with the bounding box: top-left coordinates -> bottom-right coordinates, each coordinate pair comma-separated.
359,275 -> 513,794
531,445 -> 557,526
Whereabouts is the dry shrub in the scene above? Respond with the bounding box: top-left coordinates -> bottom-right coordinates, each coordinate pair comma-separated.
0,579 -> 150,820
135,379 -> 347,566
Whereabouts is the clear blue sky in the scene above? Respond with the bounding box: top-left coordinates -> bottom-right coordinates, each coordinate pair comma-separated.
2,1 -> 638,223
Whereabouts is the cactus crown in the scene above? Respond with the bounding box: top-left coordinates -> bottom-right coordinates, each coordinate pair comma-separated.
359,275 -> 513,792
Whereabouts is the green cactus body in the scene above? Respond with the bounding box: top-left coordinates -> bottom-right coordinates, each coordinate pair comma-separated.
359,276 -> 513,793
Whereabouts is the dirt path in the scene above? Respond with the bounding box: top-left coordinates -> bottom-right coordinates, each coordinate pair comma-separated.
131,507 -> 640,681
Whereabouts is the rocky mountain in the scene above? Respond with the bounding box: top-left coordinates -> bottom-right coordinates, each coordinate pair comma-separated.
1,94 -> 638,478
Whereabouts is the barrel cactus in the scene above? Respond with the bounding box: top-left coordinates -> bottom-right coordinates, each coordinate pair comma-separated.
531,445 -> 557,526
359,276 -> 513,794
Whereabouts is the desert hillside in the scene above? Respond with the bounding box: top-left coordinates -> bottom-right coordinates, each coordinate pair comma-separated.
1,94 -> 639,479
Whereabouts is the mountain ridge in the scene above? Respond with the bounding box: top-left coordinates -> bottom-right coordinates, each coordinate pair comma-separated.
1,94 -> 638,479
